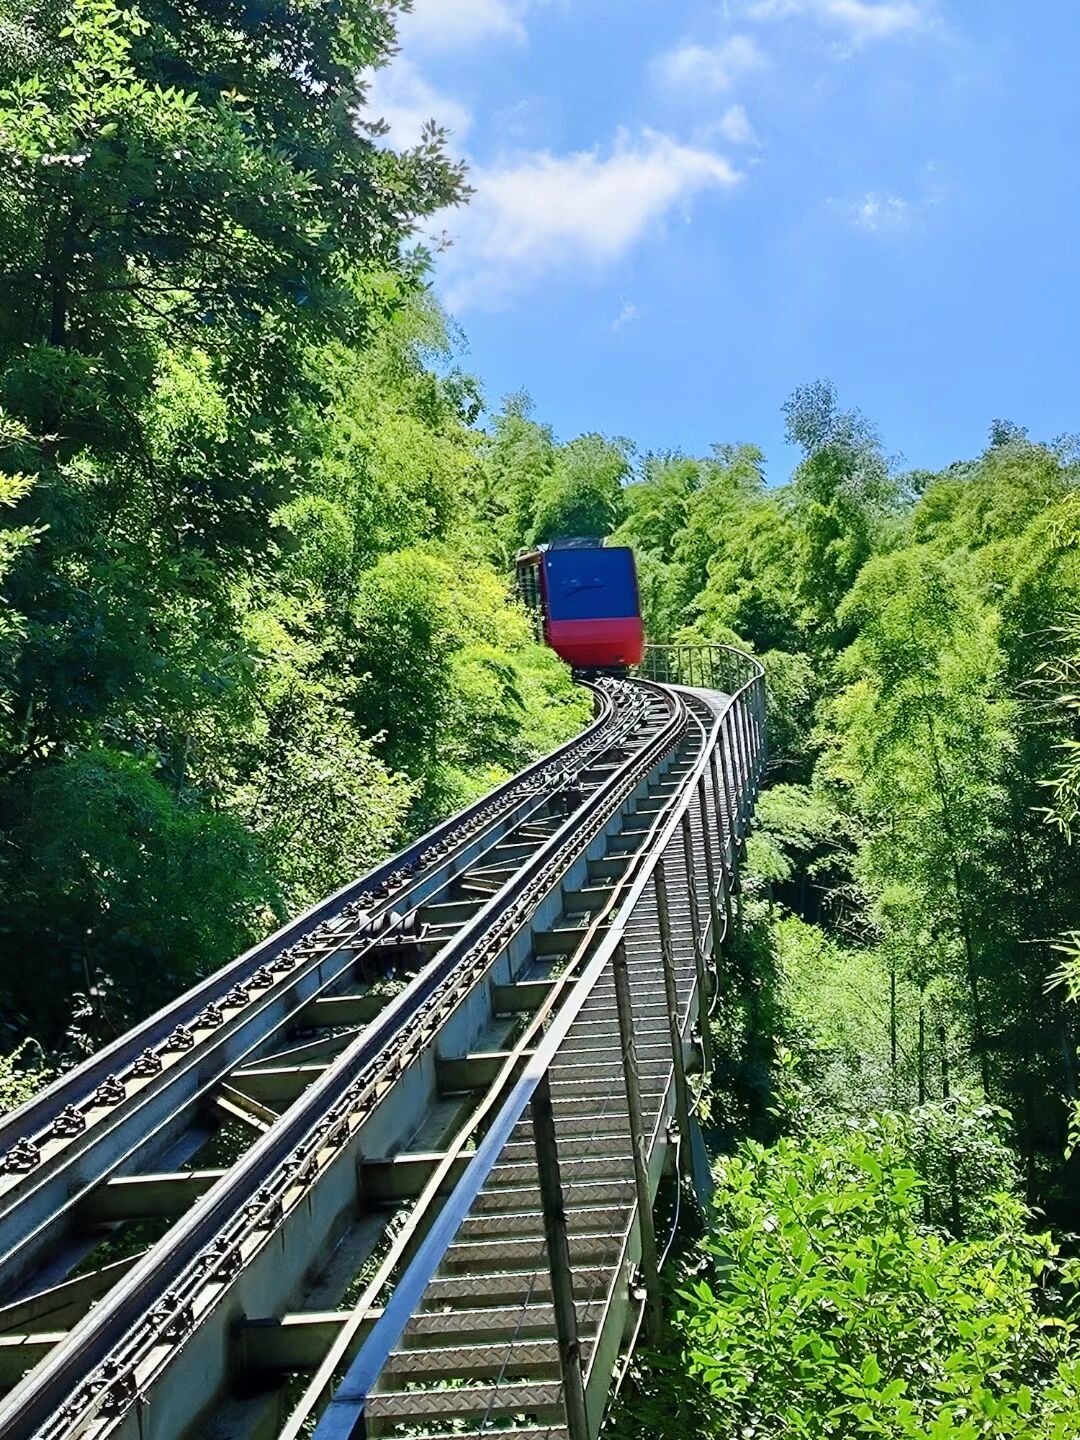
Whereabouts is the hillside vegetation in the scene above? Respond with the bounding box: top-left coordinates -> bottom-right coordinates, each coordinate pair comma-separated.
608,392 -> 1080,1438
0,0 -> 635,1062
3,0 -> 1080,1433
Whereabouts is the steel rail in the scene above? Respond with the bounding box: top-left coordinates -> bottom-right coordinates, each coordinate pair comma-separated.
0,683 -> 644,1300
1,679 -> 689,1440
0,684 -> 623,1173
312,664 -> 765,1440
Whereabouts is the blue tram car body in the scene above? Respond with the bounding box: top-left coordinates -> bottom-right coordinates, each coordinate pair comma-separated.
516,539 -> 645,671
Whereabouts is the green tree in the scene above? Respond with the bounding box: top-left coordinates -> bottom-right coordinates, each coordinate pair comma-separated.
672,1122 -> 1080,1440
530,432 -> 632,544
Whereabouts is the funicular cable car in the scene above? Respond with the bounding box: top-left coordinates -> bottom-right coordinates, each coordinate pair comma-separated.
516,537 -> 645,672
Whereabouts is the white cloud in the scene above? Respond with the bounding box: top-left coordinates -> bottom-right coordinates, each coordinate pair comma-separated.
849,191 -> 913,231
653,34 -> 766,93
398,0 -> 528,51
437,130 -> 742,310
612,301 -> 640,331
716,103 -> 756,144
363,58 -> 473,149
746,0 -> 929,42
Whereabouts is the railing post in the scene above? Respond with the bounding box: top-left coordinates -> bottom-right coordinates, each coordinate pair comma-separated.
745,688 -> 762,779
708,750 -> 735,940
695,776 -> 724,963
655,855 -> 693,1174
755,676 -> 768,777
681,812 -> 714,1070
611,940 -> 663,1346
530,1073 -> 591,1440
717,714 -> 745,939
717,710 -> 740,845
734,700 -> 752,828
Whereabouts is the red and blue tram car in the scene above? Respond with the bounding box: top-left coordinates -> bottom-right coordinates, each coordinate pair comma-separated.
516,539 -> 645,672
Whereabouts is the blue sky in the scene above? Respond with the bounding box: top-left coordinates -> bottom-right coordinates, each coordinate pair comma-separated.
368,1 -> 1080,481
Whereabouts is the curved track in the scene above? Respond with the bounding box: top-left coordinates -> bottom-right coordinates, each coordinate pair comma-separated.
0,675 -> 738,1440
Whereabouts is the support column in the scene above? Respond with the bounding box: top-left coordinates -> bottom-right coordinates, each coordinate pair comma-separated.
681,811 -> 714,1069
717,711 -> 740,850
717,719 -> 744,938
612,940 -> 663,1347
708,750 -> 735,941
696,776 -> 724,961
734,700 -> 751,827
655,855 -> 694,1173
530,1073 -> 590,1440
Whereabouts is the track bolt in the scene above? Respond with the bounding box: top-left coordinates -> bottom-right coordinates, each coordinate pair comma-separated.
244,1186 -> 283,1224
222,985 -> 249,1008
131,1048 -> 163,1077
248,967 -> 274,989
52,1105 -> 87,1137
200,1238 -> 242,1278
90,1074 -> 126,1107
151,1292 -> 195,1342
194,1002 -> 224,1029
95,1359 -> 137,1414
1,1136 -> 41,1172
163,1024 -> 195,1052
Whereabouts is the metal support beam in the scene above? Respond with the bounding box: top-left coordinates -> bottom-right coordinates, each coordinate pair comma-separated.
0,1254 -> 143,1336
696,776 -> 724,963
530,1073 -> 590,1440
681,813 -> 714,1070
299,993 -> 388,1028
708,750 -> 736,941
611,940 -> 663,1348
215,1085 -> 279,1131
361,1153 -> 470,1202
79,1170 -> 226,1224
0,1331 -> 65,1388
239,1311 -> 382,1374
230,1062 -> 328,1106
491,979 -> 556,1013
654,857 -> 693,1177
436,1051 -> 521,1094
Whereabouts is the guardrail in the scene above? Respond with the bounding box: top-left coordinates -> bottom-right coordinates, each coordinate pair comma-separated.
309,653 -> 766,1440
641,643 -> 767,783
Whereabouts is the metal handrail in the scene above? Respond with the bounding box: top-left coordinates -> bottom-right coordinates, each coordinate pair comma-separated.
313,656 -> 766,1440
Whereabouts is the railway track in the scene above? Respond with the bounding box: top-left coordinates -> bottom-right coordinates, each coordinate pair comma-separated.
313,664 -> 764,1440
0,665 -> 766,1440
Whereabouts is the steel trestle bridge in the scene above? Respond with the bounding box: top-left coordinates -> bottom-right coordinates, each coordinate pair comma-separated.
0,645 -> 766,1440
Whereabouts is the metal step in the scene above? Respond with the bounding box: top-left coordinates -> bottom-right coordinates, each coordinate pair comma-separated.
403,1300 -> 603,1343
365,1381 -> 566,1422
442,1230 -> 622,1268
471,1179 -> 634,1213
420,1267 -> 613,1308
508,1112 -> 631,1139
383,1338 -> 577,1379
460,1203 -> 628,1240
382,1428 -> 568,1440
490,1152 -> 631,1184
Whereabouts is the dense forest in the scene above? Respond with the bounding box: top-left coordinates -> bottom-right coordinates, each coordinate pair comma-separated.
0,0 -> 615,1071
599,391 -> 1080,1438
4,0 -> 1080,1433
